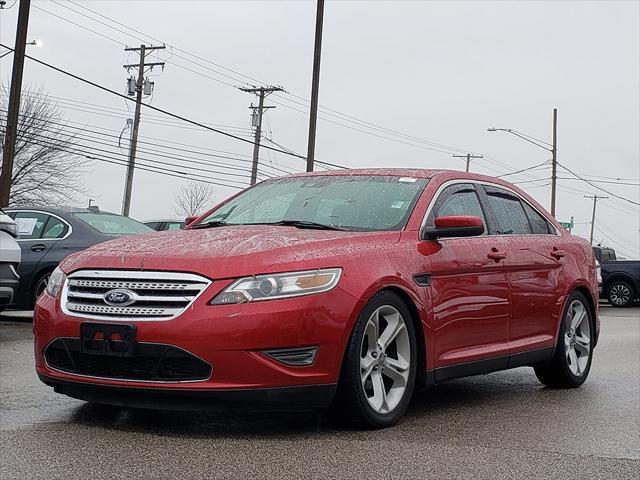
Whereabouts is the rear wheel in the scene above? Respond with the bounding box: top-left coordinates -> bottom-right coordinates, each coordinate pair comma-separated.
607,280 -> 634,308
335,291 -> 417,429
534,291 -> 594,388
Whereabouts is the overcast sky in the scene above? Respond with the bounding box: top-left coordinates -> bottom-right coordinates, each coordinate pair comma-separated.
1,0 -> 638,257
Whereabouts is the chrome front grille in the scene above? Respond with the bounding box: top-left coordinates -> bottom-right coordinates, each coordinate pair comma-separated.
62,270 -> 211,320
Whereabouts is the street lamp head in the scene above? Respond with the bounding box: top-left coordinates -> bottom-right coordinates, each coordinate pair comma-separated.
27,39 -> 43,47
487,128 -> 497,132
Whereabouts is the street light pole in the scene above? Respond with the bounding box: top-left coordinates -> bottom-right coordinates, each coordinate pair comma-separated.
487,108 -> 558,216
585,194 -> 608,245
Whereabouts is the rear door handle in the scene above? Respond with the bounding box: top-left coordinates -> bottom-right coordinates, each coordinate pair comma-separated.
30,244 -> 46,252
550,248 -> 566,259
487,249 -> 507,262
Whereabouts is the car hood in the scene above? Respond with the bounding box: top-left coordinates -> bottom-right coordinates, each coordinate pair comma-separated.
60,225 -> 400,279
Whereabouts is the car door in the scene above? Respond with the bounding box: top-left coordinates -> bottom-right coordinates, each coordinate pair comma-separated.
422,183 -> 511,378
9,211 -> 72,302
8,211 -> 54,301
480,185 -> 562,355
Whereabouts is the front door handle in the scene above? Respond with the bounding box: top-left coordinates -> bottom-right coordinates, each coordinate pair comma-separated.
487,248 -> 507,262
550,248 -> 566,259
30,244 -> 46,252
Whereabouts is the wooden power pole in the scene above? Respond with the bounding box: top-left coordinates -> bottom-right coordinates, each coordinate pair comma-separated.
0,0 -> 31,207
453,153 -> 483,173
585,194 -> 608,245
306,0 -> 325,172
240,86 -> 283,185
121,44 -> 165,216
550,108 -> 558,217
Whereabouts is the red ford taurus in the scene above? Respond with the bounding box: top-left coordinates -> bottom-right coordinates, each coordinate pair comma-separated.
34,169 -> 599,428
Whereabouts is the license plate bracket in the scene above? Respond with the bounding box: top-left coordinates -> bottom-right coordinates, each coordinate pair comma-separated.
80,323 -> 136,357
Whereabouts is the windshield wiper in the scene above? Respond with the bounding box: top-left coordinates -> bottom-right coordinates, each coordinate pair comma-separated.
266,220 -> 346,231
190,220 -> 230,229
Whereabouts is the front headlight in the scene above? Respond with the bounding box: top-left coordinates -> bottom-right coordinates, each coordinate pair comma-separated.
210,268 -> 342,305
45,266 -> 66,298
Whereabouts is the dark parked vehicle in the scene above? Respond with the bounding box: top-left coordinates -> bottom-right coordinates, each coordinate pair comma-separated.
0,209 -> 20,311
144,219 -> 185,231
593,246 -> 640,307
5,207 -> 152,309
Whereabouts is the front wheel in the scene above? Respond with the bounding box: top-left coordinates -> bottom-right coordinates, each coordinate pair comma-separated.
334,291 -> 417,429
534,291 -> 594,388
33,272 -> 51,307
607,281 -> 634,308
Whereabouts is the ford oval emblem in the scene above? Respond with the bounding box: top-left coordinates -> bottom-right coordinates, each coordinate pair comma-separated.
103,288 -> 136,307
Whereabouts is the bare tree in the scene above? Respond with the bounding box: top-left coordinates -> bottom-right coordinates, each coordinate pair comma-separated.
0,85 -> 88,206
174,181 -> 215,217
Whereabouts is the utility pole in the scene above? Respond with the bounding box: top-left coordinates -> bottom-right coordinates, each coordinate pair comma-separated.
0,0 -> 31,207
306,0 -> 325,172
585,194 -> 608,245
121,44 -> 165,216
452,153 -> 483,173
239,86 -> 283,185
551,108 -> 558,217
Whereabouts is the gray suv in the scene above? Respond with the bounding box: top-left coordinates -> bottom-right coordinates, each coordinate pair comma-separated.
0,209 -> 20,310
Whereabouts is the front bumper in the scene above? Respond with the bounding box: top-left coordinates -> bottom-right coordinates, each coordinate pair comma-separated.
0,263 -> 19,306
39,374 -> 336,411
34,283 -> 358,407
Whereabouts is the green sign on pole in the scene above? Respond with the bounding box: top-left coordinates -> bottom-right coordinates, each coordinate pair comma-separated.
559,221 -> 573,230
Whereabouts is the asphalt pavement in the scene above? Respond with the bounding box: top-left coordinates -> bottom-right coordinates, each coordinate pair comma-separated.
1,306 -> 638,479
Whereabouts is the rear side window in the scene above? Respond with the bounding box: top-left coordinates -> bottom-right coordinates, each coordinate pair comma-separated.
522,202 -> 552,234
41,216 -> 69,239
484,187 -> 532,235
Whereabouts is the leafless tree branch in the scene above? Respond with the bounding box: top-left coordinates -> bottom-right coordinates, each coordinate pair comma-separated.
1,85 -> 89,206
174,181 -> 215,217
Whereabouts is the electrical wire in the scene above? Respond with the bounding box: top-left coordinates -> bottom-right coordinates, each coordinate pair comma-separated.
557,162 -> 640,206
0,43 -> 348,170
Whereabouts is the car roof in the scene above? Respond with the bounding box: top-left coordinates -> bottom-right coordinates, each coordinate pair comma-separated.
4,206 -> 118,216
285,168 -> 444,179
144,219 -> 184,223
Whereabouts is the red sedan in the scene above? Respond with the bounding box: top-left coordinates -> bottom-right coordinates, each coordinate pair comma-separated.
34,169 -> 599,428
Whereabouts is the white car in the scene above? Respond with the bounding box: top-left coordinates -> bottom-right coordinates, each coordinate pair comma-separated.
0,209 -> 20,310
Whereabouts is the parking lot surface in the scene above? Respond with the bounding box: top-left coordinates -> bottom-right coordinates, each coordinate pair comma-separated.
1,306 -> 638,479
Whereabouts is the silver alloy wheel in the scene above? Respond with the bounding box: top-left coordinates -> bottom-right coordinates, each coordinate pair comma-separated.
564,299 -> 591,376
609,284 -> 631,306
360,305 -> 411,414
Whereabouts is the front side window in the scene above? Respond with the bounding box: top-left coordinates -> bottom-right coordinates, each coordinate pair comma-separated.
484,187 -> 532,235
198,175 -> 429,232
73,212 -> 153,235
12,211 -> 49,240
427,184 -> 486,226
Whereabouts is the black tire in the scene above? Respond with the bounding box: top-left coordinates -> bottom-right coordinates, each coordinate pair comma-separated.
534,290 -> 594,388
333,290 -> 417,429
607,280 -> 634,308
32,271 -> 51,307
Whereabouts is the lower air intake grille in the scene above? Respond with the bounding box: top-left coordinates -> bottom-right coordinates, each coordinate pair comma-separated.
44,338 -> 212,382
262,346 -> 318,366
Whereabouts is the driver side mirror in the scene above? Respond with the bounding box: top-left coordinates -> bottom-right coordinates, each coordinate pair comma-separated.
184,216 -> 198,227
421,215 -> 484,240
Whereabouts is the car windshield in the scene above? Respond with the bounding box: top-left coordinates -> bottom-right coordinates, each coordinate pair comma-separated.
196,175 -> 429,232
73,212 -> 153,235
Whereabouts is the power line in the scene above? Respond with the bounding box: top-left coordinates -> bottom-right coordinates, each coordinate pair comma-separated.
42,1 -> 487,159
559,162 -> 639,206
0,43 -> 347,169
